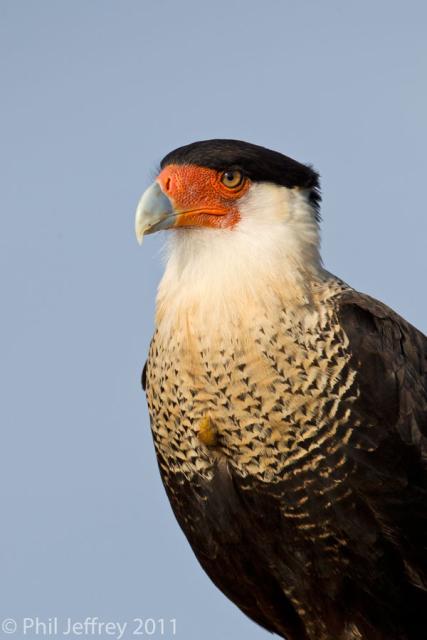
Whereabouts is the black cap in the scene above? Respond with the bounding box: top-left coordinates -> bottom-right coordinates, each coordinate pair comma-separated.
161,139 -> 321,218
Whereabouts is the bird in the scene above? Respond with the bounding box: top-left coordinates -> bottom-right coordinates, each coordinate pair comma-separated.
135,139 -> 427,640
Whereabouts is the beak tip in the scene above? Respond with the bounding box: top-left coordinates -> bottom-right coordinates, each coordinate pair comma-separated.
135,222 -> 145,246
134,181 -> 175,245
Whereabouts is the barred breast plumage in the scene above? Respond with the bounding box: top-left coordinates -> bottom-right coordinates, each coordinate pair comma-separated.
146,277 -> 357,484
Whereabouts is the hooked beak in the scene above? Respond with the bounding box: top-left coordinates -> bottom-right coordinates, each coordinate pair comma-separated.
135,181 -> 176,245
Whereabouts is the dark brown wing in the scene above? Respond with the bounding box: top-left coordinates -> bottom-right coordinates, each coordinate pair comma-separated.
337,290 -> 427,458
331,290 -> 427,635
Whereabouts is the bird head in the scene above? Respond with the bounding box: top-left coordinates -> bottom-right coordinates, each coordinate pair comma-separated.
135,139 -> 321,243
135,140 -> 323,327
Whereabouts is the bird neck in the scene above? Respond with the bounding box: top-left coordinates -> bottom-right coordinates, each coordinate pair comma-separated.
155,202 -> 326,342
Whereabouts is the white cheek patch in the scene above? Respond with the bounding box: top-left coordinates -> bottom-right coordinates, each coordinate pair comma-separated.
238,182 -> 319,243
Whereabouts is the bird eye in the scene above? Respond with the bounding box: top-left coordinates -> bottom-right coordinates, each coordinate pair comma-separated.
221,170 -> 244,189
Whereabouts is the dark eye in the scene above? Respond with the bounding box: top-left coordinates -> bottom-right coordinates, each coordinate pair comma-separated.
221,170 -> 244,189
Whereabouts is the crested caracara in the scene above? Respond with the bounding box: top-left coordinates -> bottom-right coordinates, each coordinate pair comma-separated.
135,139 -> 427,640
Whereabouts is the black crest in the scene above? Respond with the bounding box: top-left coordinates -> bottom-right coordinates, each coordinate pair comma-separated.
160,139 -> 321,218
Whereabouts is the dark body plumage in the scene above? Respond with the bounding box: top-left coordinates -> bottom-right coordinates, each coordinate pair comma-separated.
141,140 -> 427,639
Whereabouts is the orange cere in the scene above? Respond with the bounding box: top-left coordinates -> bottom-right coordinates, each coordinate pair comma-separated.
157,164 -> 250,230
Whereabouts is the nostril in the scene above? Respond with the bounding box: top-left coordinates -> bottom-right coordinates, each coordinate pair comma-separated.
165,177 -> 171,192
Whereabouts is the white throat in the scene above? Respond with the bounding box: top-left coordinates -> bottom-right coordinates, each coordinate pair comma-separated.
155,184 -> 324,337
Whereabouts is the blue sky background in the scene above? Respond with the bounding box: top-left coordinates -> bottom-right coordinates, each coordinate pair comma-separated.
1,1 -> 426,638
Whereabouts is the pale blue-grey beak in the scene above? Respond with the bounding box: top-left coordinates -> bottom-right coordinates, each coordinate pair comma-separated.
135,181 -> 176,245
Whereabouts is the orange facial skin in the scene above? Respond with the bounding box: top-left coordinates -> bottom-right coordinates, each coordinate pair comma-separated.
157,164 -> 251,230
